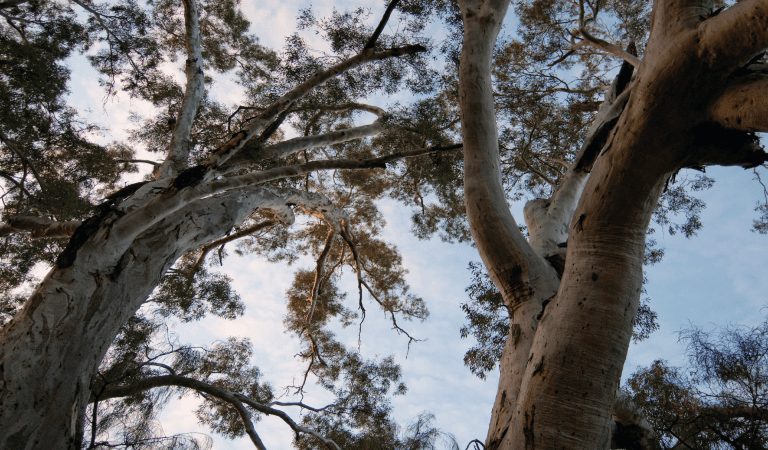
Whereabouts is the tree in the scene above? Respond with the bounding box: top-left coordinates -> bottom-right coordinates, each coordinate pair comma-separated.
456,0 -> 768,447
0,0 -> 767,449
627,316 -> 768,449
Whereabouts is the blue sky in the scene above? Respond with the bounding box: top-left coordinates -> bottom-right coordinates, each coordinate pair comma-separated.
62,0 -> 768,447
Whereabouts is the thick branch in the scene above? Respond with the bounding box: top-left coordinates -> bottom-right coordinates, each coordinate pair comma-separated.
708,74 -> 768,132
243,121 -> 384,165
206,144 -> 462,197
697,0 -> 768,70
155,0 -> 204,179
0,216 -> 81,238
97,375 -> 340,450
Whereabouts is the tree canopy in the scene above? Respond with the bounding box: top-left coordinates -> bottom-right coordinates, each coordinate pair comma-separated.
1,0 -> 767,448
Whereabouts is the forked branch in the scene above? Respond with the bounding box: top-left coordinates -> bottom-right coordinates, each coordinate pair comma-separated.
577,0 -> 641,68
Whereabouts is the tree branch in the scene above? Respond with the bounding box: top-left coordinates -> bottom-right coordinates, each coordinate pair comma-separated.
96,375 -> 340,450
155,0 -> 205,179
189,219 -> 279,273
201,44 -> 426,170
227,121 -> 385,170
708,73 -> 768,132
0,131 -> 46,191
697,0 -> 768,70
364,0 -> 401,49
303,226 -> 336,366
0,216 -> 81,238
577,0 -> 641,68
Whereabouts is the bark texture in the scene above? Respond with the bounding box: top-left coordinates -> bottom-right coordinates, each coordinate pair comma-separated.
456,0 -> 768,448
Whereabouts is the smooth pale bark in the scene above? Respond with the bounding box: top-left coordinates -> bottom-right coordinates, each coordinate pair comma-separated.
0,187 -> 339,450
455,0 -> 768,448
0,216 -> 81,238
457,0 -> 561,446
155,0 -> 205,179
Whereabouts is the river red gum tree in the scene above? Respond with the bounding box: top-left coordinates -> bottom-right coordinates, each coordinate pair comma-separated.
1,0 -> 767,448
459,0 -> 768,448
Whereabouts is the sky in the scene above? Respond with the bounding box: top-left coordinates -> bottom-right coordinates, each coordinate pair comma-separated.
61,0 -> 768,448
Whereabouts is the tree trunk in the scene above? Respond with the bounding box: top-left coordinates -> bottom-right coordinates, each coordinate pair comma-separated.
458,0 -> 768,448
0,188 -> 289,450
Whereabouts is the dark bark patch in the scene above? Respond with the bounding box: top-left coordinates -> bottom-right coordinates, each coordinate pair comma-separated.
523,404 -> 536,449
56,207 -> 118,269
164,164 -> 208,194
612,423 -> 646,450
532,356 -> 545,377
592,272 -> 598,281
5,426 -> 30,450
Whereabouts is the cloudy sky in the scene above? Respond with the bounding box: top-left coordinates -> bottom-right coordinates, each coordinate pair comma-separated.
64,0 -> 768,448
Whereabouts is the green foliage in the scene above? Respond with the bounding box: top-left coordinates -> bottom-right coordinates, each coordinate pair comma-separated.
627,316 -> 768,449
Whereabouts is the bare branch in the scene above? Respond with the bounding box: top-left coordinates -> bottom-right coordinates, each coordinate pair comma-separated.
303,226 -> 337,366
97,375 -> 340,450
202,44 -> 426,170
235,121 -> 385,168
230,398 -> 268,450
364,0 -> 401,49
698,0 -> 768,70
577,0 -> 641,68
116,159 -> 161,168
339,224 -> 366,345
359,278 -> 421,355
189,219 -> 279,273
155,0 -> 205,179
208,144 -> 463,197
0,216 -> 81,238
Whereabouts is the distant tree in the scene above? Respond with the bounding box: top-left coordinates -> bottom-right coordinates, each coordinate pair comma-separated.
627,316 -> 768,449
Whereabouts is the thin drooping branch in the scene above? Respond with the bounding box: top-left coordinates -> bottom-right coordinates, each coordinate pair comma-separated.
359,278 -> 421,354
577,0 -> 641,68
0,216 -> 81,238
697,0 -> 768,70
303,226 -> 337,366
155,0 -> 205,179
339,225 -> 366,327
188,219 -> 279,273
96,375 -> 340,450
